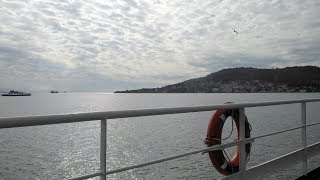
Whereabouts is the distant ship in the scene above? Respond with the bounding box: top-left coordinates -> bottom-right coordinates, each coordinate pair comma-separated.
1,90 -> 31,96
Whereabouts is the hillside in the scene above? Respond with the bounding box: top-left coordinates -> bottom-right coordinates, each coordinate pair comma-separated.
115,66 -> 320,93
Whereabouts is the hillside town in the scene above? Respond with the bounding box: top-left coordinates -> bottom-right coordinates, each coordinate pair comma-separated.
162,80 -> 318,93
115,66 -> 320,93
116,80 -> 319,93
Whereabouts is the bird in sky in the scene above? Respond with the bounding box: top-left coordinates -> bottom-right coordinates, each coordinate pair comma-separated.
232,28 -> 239,35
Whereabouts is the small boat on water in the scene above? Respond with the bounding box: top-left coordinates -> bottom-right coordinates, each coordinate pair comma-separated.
1,90 -> 31,96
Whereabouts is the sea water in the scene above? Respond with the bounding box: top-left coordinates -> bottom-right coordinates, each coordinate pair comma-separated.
0,93 -> 320,179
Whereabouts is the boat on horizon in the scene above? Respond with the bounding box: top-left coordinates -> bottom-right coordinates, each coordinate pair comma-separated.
1,90 -> 31,96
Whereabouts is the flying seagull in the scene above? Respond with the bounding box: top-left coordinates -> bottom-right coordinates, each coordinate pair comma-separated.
232,28 -> 239,35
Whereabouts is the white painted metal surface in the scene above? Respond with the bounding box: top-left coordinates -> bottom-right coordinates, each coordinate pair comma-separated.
0,98 -> 320,180
1,99 -> 320,129
238,108 -> 246,180
100,119 -> 107,180
224,142 -> 320,180
301,102 -> 307,176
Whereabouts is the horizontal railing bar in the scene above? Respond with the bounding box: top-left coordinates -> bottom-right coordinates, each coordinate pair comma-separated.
306,122 -> 320,127
0,99 -> 320,129
223,142 -> 320,180
251,126 -> 303,140
101,124 -> 318,176
68,123 -> 320,179
81,124 -> 317,178
0,99 -> 318,179
250,122 -> 320,140
103,139 -> 254,175
238,123 -> 320,146
248,142 -> 320,179
247,122 -> 320,141
69,172 -> 101,180
79,99 -> 320,120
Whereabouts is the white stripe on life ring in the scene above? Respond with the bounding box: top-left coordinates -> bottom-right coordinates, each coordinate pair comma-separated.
220,114 -> 227,121
221,160 -> 228,169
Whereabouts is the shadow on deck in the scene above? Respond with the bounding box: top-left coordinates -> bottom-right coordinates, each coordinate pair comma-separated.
296,166 -> 320,180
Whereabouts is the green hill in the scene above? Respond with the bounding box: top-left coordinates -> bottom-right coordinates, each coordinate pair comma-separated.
115,66 -> 320,93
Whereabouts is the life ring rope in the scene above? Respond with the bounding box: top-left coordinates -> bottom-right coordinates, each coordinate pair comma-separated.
205,109 -> 235,141
222,149 -> 233,173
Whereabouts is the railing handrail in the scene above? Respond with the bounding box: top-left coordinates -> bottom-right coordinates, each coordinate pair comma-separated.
0,98 -> 320,129
1,98 -> 320,180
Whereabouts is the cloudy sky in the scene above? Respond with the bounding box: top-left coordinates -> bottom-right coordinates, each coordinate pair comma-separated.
0,0 -> 319,92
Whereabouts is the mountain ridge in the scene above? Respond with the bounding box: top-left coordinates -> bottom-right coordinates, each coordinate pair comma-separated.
115,66 -> 320,93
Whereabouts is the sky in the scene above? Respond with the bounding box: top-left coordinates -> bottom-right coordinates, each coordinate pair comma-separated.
0,0 -> 320,92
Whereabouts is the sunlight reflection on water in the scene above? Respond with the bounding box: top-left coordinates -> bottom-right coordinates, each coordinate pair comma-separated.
0,93 -> 319,179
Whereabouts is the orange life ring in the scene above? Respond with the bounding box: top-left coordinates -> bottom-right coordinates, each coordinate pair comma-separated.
205,108 -> 251,175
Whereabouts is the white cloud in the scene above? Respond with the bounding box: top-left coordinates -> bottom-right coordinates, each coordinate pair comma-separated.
0,0 -> 319,91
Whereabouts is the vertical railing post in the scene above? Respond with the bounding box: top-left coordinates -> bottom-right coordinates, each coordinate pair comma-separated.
301,102 -> 307,176
100,119 -> 107,180
239,107 -> 246,179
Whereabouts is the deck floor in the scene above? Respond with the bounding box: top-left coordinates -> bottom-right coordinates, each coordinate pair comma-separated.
296,166 -> 320,180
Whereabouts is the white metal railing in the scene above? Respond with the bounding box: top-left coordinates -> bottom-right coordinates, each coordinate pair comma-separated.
1,98 -> 320,180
